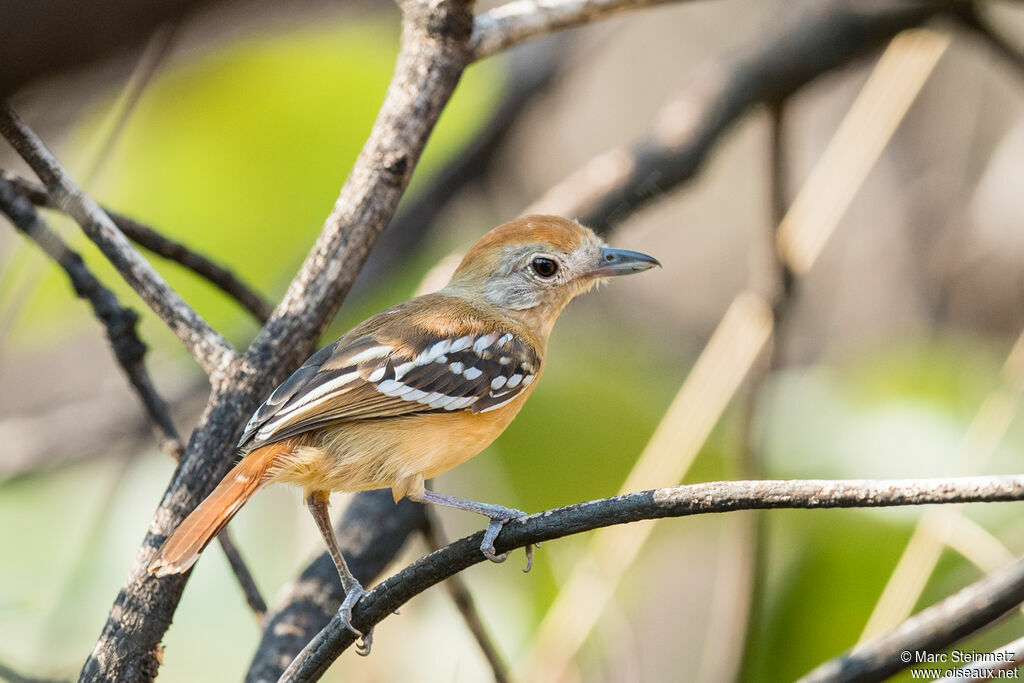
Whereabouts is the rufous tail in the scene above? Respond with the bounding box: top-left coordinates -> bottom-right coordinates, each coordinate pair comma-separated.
148,443 -> 286,577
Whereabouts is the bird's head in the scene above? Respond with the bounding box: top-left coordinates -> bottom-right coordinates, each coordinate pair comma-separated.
444,215 -> 660,337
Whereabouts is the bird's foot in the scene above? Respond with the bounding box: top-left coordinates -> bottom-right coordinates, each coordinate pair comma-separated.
480,506 -> 535,572
338,581 -> 373,656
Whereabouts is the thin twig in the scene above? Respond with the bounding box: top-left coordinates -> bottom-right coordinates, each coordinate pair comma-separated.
471,0 -> 681,60
281,475 -> 1024,681
0,104 -> 234,377
0,175 -> 180,453
3,171 -> 273,322
799,554 -> 1024,682
0,176 -> 268,620
421,507 -> 510,683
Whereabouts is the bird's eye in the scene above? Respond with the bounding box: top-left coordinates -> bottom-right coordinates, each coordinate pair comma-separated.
531,257 -> 559,278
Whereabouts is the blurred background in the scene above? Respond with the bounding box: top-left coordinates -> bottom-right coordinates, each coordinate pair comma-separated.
2,0 -> 1024,681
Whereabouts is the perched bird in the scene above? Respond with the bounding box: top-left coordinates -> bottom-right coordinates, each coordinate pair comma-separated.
149,214 -> 659,652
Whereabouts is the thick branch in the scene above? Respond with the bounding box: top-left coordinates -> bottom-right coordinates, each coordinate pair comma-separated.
0,104 -> 234,376
245,491 -> 427,683
355,36 -> 565,290
281,475 -> 1024,681
800,555 -> 1024,682
2,171 -> 273,322
471,0 -> 679,60
527,0 -> 961,232
81,2 -> 477,680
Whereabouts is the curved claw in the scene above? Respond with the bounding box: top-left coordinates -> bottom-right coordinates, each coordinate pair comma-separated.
522,543 -> 534,573
480,514 -> 539,571
338,582 -> 373,656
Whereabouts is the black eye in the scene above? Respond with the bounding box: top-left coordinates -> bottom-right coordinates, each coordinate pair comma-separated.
531,257 -> 559,278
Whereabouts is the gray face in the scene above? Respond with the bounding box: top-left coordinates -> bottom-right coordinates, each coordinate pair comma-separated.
482,244 -> 597,311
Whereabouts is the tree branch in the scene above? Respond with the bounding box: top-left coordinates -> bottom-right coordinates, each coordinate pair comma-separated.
471,0 -> 680,61
245,491 -> 426,683
800,554 -> 1024,682
281,475 -> 1024,681
80,2 -> 477,679
0,175 -> 181,455
526,0 -> 962,232
0,103 -> 234,377
0,175 -> 268,621
2,171 -> 273,322
354,36 -> 566,291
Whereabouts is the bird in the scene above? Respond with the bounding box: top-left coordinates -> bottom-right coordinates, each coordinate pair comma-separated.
148,214 -> 659,653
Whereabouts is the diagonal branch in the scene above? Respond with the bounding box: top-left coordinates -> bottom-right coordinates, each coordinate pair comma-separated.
799,554 -> 1024,682
81,2 -> 478,680
0,103 -> 234,377
471,0 -> 682,61
526,0 -> 963,232
246,0 -> 476,369
281,475 -> 1024,681
2,171 -> 273,322
0,175 -> 267,620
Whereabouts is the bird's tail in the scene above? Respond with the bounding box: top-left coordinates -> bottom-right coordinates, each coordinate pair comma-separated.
148,443 -> 286,577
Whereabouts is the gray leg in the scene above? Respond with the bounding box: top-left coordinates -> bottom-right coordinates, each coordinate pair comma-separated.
408,489 -> 535,572
306,492 -> 373,655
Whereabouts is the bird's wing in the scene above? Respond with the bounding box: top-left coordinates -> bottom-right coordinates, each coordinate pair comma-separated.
239,298 -> 541,449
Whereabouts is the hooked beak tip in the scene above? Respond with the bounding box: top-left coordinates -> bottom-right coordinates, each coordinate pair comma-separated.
594,247 -> 661,276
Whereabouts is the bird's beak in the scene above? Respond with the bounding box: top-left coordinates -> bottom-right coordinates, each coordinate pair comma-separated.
591,247 -> 661,277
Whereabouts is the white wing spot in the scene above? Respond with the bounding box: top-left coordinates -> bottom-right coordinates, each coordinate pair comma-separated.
445,396 -> 479,411
497,333 -> 513,347
451,335 -> 474,352
421,392 -> 451,408
463,367 -> 483,380
367,366 -> 386,382
393,361 -> 416,380
402,389 -> 428,401
491,376 -> 507,390
498,356 -> 512,365
522,374 -> 535,386
507,374 -> 523,388
346,345 -> 394,365
288,372 -> 360,409
449,361 -> 464,373
378,379 -> 413,397
473,333 -> 498,355
418,339 -> 452,364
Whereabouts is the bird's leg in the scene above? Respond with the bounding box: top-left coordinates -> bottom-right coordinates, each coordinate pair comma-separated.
305,491 -> 373,655
409,489 -> 535,572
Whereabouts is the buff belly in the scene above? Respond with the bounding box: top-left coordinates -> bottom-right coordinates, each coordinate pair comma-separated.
264,403 -> 524,499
